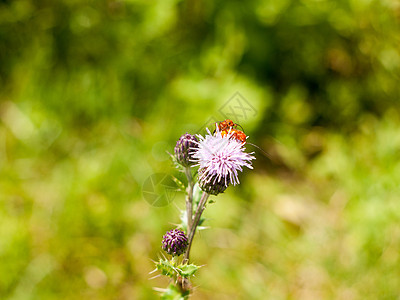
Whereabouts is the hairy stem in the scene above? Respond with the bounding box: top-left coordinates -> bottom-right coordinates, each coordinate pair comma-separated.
184,191 -> 210,261
184,167 -> 194,235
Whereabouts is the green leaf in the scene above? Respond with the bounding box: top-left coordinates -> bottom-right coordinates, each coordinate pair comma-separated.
197,217 -> 205,227
177,264 -> 200,278
156,259 -> 177,278
179,210 -> 188,233
155,259 -> 200,281
171,175 -> 185,192
160,284 -> 188,300
192,183 -> 203,208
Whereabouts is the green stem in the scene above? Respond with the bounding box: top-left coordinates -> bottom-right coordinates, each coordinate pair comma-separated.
184,191 -> 210,262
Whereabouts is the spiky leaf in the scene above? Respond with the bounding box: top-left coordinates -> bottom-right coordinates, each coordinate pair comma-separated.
156,259 -> 177,278
177,264 -> 200,278
160,284 -> 189,300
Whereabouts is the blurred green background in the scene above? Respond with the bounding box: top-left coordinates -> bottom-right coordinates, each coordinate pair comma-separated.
1,0 -> 400,299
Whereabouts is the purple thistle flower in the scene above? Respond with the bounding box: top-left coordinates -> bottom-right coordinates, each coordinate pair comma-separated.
162,229 -> 188,256
191,128 -> 255,192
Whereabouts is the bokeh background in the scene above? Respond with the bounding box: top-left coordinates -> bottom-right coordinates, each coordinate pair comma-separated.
1,0 -> 400,299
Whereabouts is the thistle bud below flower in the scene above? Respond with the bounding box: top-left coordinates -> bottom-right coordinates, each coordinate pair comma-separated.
198,168 -> 229,195
162,229 -> 188,256
174,133 -> 198,167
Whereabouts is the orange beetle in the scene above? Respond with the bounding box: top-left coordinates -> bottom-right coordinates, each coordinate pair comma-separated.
216,119 -> 272,159
222,128 -> 247,144
217,119 -> 236,132
215,119 -> 247,144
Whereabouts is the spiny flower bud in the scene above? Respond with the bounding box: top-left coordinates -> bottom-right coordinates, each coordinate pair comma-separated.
174,133 -> 198,167
162,229 -> 188,256
198,168 -> 230,195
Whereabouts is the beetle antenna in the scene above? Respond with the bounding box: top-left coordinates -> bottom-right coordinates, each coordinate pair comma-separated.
247,142 -> 272,159
236,123 -> 244,131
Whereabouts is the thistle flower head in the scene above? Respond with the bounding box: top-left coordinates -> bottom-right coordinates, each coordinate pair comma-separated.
191,128 -> 255,193
198,167 -> 229,195
162,229 -> 188,256
174,133 -> 198,167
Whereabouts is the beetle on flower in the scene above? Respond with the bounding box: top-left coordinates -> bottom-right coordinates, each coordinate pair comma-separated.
190,126 -> 255,194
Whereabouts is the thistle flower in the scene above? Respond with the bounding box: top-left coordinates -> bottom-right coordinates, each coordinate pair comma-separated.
162,229 -> 188,256
175,133 -> 199,167
191,128 -> 255,193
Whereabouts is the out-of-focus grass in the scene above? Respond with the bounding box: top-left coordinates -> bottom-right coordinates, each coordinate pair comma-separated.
1,0 -> 400,299
193,110 -> 400,300
1,101 -> 399,300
